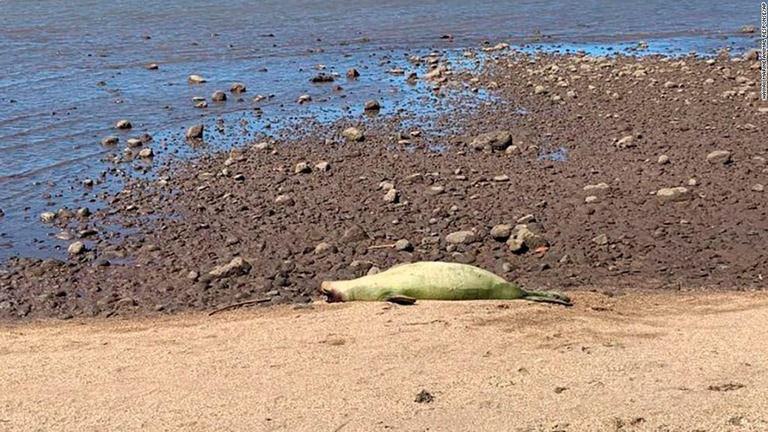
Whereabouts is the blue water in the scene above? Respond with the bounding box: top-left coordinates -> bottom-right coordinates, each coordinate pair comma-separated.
0,0 -> 758,260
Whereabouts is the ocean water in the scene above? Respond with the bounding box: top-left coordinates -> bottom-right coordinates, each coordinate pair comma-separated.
0,0 -> 758,260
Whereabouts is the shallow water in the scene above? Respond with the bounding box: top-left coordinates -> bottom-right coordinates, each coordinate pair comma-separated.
0,0 -> 758,260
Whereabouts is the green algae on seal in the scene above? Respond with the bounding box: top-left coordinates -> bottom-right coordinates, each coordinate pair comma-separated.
320,261 -> 572,306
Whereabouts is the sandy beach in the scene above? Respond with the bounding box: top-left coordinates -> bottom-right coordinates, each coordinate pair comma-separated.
2,290 -> 768,431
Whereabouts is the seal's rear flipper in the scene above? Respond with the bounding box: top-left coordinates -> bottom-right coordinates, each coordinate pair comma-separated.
386,295 -> 417,305
524,291 -> 573,307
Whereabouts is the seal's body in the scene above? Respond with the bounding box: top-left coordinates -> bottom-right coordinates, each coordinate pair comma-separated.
320,261 -> 571,306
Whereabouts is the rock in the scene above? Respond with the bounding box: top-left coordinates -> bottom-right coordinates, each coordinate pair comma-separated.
470,131 -> 512,151
186,124 -> 204,140
115,297 -> 137,309
513,225 -> 549,250
76,207 -> 91,218
138,148 -> 154,158
209,257 -> 252,279
383,188 -> 399,203
585,195 -> 599,203
394,239 -> 413,251
101,136 -> 119,146
146,63 -> 159,70
195,101 -> 208,109
342,127 -> 365,142
40,212 -> 56,223
752,184 -> 765,192
445,230 -> 477,245
211,91 -> 227,102
115,119 -> 132,130
616,135 -> 635,148
367,266 -> 381,276
82,179 -> 94,187
657,155 -> 670,165
592,234 -> 609,246
744,49 -> 759,61
126,138 -> 142,148
687,178 -> 698,186
341,224 -> 369,243
230,82 -> 247,93
0,208 -> 3,217
583,183 -> 610,194
274,194 -> 295,206
294,162 -> 311,174
314,242 -> 336,255
493,175 -> 510,182
740,25 -> 757,33
507,238 -> 525,253
297,94 -> 312,104
346,68 -> 360,78
656,187 -> 692,202
706,150 -> 732,164
490,224 -> 512,241
310,73 -> 334,83
379,181 -> 395,191
364,100 -> 381,111
253,142 -> 273,151
67,241 -> 87,255
533,84 -> 548,94
188,74 -> 206,84
426,185 -> 445,195
58,208 -> 75,219
504,145 -> 520,155
186,270 -> 199,281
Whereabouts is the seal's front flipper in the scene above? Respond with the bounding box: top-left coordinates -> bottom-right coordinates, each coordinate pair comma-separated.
385,295 -> 417,305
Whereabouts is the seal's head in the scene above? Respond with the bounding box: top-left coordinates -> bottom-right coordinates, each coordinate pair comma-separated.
320,281 -> 344,303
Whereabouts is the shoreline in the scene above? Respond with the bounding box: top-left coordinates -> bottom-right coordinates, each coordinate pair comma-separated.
1,47 -> 767,320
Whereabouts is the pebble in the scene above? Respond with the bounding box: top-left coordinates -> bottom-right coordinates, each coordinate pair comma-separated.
126,138 -> 142,148
274,194 -> 295,206
534,84 -> 548,94
470,130 -> 512,151
230,82 -> 247,93
706,150 -> 732,164
146,63 -> 159,70
752,184 -> 765,192
379,181 -> 395,191
314,242 -> 336,255
616,135 -> 635,148
115,119 -> 132,130
187,270 -> 199,281
585,195 -> 600,203
67,241 -> 87,255
583,183 -> 610,193
342,127 -> 365,142
186,124 -> 204,140
314,161 -> 331,171
504,145 -> 520,155
364,100 -> 381,111
211,91 -> 227,102
445,230 -> 477,245
426,185 -> 445,195
383,188 -> 399,203
657,155 -> 670,165
188,74 -> 206,84
101,136 -> 119,146
490,224 -> 512,241
195,101 -> 208,109
656,187 -> 692,202
394,239 -> 413,251
253,142 -> 272,151
208,257 -> 252,279
294,162 -> 311,174
76,207 -> 91,218
687,178 -> 698,186
297,94 -> 312,104
55,231 -> 74,240
367,267 -> 381,276
592,234 -> 609,246
346,68 -> 360,78
82,179 -> 94,187
493,175 -> 510,182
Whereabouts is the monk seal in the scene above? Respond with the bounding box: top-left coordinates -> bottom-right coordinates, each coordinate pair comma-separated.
320,261 -> 571,306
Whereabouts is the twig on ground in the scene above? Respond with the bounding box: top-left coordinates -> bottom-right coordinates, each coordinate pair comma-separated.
368,243 -> 395,250
208,297 -> 272,316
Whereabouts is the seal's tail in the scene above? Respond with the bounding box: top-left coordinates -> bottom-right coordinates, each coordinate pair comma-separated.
522,290 -> 573,307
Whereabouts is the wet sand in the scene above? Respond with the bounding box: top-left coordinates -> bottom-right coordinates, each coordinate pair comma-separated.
2,290 -> 768,431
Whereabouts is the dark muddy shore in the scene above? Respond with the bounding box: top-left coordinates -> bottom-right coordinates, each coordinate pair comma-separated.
1,48 -> 766,320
